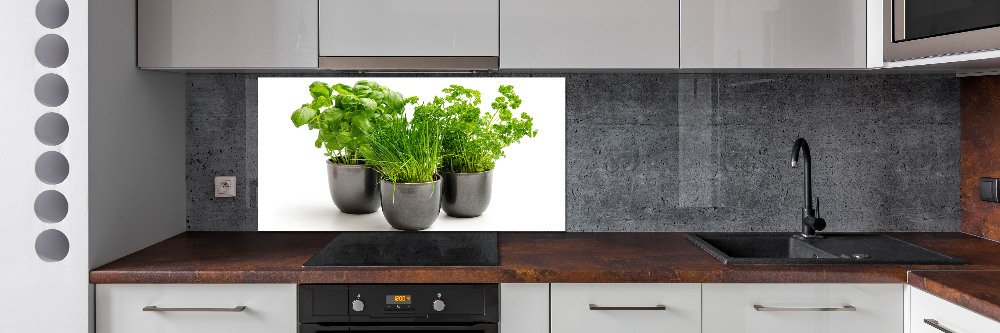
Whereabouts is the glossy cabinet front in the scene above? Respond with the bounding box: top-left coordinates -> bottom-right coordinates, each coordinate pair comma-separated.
702,283 -> 903,333
137,0 -> 318,69
551,283 -> 701,333
96,284 -> 297,333
910,287 -> 1000,333
499,284 -> 549,333
319,0 -> 499,57
500,0 -> 680,69
681,0 -> 869,68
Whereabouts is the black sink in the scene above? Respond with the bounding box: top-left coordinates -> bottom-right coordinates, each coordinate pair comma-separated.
686,233 -> 966,265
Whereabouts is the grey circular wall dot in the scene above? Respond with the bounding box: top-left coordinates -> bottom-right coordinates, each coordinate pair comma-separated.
36,0 -> 69,29
35,73 -> 69,107
35,34 -> 69,68
35,229 -> 69,262
34,190 -> 68,223
35,151 -> 69,185
35,112 -> 69,146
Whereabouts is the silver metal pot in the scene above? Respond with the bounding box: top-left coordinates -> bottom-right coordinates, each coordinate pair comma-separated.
327,161 -> 381,214
380,177 -> 442,231
441,169 -> 493,218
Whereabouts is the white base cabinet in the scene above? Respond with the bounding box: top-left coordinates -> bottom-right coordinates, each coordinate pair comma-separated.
702,283 -> 903,333
551,283 -> 701,333
96,284 -> 297,333
910,287 -> 1000,333
500,283 -> 549,333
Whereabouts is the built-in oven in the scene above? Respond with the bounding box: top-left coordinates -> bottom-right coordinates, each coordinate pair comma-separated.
884,0 -> 1000,61
299,284 -> 498,333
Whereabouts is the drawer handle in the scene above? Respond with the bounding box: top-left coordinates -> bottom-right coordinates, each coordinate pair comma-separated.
143,306 -> 247,312
924,319 -> 955,333
589,304 -> 667,311
753,305 -> 856,312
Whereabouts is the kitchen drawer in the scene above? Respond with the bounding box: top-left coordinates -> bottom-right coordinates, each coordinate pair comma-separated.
96,284 -> 296,333
702,283 -> 903,333
551,283 -> 701,333
911,287 -> 1000,333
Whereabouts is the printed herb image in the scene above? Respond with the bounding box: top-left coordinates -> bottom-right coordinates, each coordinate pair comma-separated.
261,77 -> 565,231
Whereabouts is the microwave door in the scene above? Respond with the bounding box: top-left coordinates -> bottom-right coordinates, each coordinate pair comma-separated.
896,0 -> 1000,42
884,0 -> 1000,61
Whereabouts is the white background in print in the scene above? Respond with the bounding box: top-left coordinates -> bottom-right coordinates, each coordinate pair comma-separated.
258,77 -> 565,231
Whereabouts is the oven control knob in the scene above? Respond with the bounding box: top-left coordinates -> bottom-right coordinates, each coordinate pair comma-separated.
432,299 -> 446,312
351,299 -> 364,312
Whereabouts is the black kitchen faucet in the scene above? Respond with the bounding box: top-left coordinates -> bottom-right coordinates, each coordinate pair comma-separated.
791,138 -> 826,238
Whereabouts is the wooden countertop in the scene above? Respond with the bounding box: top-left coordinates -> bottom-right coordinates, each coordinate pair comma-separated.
90,232 -> 1000,284
90,232 -> 1000,322
908,270 -> 1000,323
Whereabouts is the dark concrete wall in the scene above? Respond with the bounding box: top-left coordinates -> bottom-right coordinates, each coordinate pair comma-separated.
187,73 -> 960,232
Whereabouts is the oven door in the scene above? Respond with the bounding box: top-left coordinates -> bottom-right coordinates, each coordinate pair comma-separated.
300,323 -> 498,333
885,0 -> 1000,61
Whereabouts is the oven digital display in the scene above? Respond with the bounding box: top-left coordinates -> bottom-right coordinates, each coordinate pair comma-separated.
386,295 -> 412,304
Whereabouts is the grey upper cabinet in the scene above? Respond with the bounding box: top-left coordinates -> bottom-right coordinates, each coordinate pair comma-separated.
317,0 -> 499,70
500,0 -> 680,69
138,0 -> 318,69
680,0 -> 871,69
319,0 -> 499,57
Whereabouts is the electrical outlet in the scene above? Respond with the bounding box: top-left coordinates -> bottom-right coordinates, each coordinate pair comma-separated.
215,176 -> 236,197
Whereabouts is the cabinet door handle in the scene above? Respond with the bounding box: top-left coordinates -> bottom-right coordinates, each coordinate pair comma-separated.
924,319 -> 955,333
589,304 -> 667,311
753,305 -> 856,312
143,306 -> 247,312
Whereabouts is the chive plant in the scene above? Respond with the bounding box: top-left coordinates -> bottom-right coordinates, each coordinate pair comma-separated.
358,115 -> 443,184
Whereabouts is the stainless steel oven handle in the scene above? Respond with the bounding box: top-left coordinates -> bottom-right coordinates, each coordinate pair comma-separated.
589,304 -> 666,311
924,319 -> 956,333
753,305 -> 856,312
143,305 -> 247,312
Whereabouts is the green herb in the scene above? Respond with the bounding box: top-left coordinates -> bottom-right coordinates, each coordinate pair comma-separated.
413,85 -> 537,173
290,80 -> 417,164
358,114 -> 443,184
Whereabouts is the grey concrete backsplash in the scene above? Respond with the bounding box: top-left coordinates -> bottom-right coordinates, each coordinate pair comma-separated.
186,73 -> 960,232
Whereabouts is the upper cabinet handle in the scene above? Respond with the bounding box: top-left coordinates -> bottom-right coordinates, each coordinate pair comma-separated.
589,304 -> 667,311
143,306 -> 247,312
924,319 -> 955,333
753,305 -> 856,312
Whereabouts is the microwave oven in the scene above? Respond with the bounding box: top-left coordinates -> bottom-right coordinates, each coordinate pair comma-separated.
884,0 -> 1000,62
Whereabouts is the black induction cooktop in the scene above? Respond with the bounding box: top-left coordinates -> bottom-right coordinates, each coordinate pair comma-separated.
303,232 -> 499,267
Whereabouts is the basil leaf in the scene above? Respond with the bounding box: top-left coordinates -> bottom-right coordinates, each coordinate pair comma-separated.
290,107 -> 317,127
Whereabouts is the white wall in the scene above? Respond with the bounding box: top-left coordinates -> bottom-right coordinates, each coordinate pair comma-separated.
0,0 -> 90,331
0,0 -> 186,331
88,0 -> 187,270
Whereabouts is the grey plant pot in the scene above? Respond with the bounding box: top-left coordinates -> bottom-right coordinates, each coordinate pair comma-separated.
441,169 -> 493,218
327,160 -> 381,214
380,177 -> 442,231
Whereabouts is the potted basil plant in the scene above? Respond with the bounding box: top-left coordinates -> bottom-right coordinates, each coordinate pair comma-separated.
290,80 -> 416,214
413,85 -> 537,217
359,115 -> 444,230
